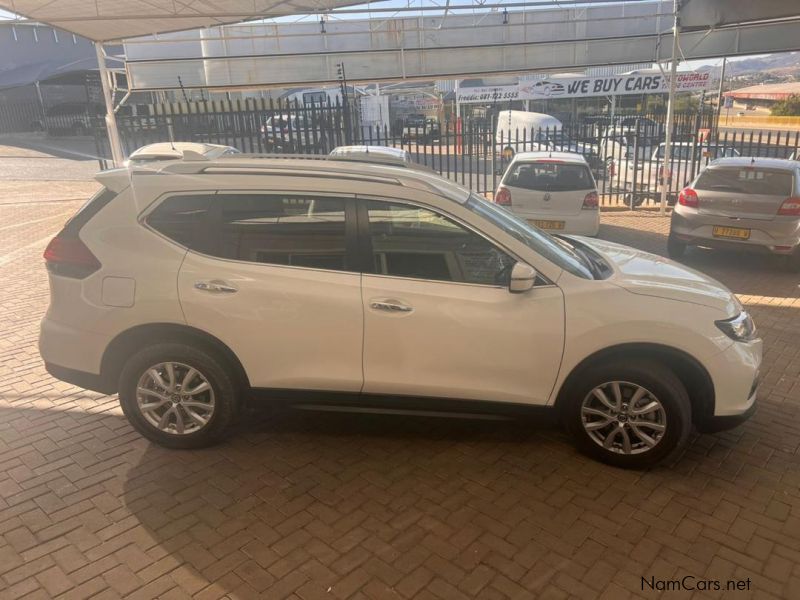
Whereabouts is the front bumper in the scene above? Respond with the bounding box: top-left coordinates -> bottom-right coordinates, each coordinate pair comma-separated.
695,337 -> 761,433
696,394 -> 756,433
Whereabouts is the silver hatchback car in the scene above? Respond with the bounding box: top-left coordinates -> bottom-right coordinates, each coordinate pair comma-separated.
668,157 -> 800,270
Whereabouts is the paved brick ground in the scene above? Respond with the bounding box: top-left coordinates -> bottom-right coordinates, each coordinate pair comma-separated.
1,157 -> 800,598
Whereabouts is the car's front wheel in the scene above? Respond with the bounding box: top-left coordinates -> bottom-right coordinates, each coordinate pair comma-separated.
563,359 -> 692,468
667,234 -> 687,259
118,343 -> 240,448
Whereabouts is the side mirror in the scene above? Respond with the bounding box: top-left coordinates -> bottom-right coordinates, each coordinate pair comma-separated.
509,262 -> 537,293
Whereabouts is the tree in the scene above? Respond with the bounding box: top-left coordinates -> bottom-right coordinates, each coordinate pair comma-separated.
771,95 -> 800,116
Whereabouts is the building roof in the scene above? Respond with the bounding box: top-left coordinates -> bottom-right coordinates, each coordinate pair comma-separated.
725,82 -> 800,101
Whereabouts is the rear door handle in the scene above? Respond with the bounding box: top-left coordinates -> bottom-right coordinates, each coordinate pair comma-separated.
194,280 -> 238,294
370,299 -> 413,313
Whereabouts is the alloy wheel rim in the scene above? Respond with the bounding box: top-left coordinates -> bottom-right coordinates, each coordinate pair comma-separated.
580,381 -> 667,455
135,362 -> 215,435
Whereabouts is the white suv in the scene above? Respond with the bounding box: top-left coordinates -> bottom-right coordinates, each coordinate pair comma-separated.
40,148 -> 761,467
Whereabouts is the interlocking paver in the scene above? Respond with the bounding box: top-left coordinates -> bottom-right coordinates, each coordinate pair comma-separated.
1,145 -> 800,598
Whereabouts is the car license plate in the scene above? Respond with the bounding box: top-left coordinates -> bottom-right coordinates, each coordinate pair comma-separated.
531,219 -> 565,230
712,226 -> 750,240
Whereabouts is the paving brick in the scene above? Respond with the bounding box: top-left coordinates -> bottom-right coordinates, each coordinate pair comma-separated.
2,173 -> 800,600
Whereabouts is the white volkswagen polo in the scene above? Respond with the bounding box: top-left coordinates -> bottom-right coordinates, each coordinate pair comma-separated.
40,146 -> 760,468
495,152 -> 600,236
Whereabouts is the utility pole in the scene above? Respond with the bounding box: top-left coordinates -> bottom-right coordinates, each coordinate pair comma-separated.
659,0 -> 680,216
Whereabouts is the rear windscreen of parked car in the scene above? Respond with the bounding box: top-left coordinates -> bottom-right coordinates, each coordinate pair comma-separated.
504,162 -> 594,192
695,168 -> 794,196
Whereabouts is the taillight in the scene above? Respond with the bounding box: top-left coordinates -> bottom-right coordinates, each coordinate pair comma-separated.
43,232 -> 101,279
582,191 -> 599,210
678,187 -> 699,208
778,197 -> 800,216
495,186 -> 512,207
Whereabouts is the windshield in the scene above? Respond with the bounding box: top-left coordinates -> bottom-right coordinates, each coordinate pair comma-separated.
465,193 -> 593,279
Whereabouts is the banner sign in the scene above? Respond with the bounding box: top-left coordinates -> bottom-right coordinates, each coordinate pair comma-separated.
456,85 -> 520,104
517,71 -> 713,100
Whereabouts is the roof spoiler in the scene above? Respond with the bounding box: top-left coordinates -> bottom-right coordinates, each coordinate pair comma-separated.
95,168 -> 130,193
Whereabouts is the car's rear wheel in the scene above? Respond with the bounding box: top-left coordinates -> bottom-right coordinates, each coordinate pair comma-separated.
563,359 -> 692,468
119,343 -> 240,448
667,234 -> 687,259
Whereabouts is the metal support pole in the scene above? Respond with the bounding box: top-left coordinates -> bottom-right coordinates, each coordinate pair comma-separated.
455,79 -> 461,119
95,43 -> 124,167
716,56 -> 727,127
659,1 -> 680,216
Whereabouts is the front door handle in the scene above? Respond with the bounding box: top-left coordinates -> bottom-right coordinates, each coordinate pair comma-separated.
194,280 -> 238,294
370,300 -> 413,313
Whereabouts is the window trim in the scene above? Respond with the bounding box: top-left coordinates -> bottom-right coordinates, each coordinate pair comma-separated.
356,195 -> 532,288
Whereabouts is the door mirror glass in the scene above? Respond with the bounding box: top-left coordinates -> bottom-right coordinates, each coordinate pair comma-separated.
509,262 -> 537,293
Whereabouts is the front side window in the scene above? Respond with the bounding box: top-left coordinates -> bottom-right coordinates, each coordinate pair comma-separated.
466,193 -> 593,279
205,194 -> 350,271
366,201 -> 515,286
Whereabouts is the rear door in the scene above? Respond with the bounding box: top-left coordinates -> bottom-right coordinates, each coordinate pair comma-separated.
171,191 -> 364,392
503,160 -> 594,216
695,166 -> 796,220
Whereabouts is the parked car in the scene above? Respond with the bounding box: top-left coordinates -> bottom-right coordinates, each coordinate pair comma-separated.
614,142 -> 740,206
260,114 -> 328,152
40,148 -> 761,468
495,110 -> 563,159
330,145 -> 414,168
494,152 -> 600,236
401,115 -> 440,143
34,102 -> 105,136
668,157 -> 800,271
126,142 -> 239,165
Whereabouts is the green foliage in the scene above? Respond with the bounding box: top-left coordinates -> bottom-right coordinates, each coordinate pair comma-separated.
771,95 -> 800,116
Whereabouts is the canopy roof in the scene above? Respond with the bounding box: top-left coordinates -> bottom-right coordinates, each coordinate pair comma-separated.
0,1 -> 384,42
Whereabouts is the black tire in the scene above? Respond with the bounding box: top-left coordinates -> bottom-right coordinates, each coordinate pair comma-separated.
782,250 -> 800,273
118,343 -> 240,449
562,358 -> 692,469
667,234 -> 687,259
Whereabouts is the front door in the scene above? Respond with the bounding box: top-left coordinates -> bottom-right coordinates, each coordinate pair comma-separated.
175,191 -> 364,391
358,197 -> 565,405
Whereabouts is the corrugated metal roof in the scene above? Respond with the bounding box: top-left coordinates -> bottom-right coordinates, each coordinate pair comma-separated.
726,82 -> 800,100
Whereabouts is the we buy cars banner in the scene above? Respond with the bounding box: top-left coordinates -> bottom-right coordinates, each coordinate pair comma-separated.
517,71 -> 713,100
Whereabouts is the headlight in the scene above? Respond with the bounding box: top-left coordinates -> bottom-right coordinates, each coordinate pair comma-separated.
715,311 -> 757,342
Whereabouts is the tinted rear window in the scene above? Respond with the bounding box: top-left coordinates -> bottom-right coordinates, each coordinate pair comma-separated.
146,195 -> 213,248
503,162 -> 594,192
695,168 -> 794,196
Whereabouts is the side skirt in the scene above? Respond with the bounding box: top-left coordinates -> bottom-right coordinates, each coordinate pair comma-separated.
248,388 -> 559,424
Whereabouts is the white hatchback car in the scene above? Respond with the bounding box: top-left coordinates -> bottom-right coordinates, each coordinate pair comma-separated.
495,152 -> 600,236
40,148 -> 761,468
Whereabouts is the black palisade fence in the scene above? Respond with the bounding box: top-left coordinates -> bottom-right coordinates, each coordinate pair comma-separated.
1,95 -> 793,209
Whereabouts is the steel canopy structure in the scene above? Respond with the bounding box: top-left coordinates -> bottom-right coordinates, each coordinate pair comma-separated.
0,1 -> 388,42
2,0 -> 800,178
